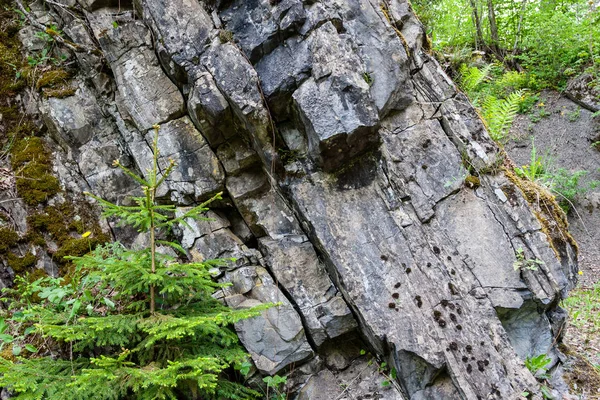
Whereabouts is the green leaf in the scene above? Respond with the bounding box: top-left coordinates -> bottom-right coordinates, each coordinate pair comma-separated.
381,380 -> 391,387
69,299 -> 82,320
0,334 -> 14,343
24,344 -> 38,353
236,361 -> 252,377
12,345 -> 22,356
103,297 -> 115,308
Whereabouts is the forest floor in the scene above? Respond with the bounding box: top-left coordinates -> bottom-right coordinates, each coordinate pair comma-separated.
506,91 -> 600,397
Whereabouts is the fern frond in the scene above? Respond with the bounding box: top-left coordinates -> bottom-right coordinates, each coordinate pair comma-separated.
482,89 -> 526,141
460,63 -> 492,94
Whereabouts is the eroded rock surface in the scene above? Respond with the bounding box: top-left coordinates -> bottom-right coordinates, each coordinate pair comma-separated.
9,0 -> 580,398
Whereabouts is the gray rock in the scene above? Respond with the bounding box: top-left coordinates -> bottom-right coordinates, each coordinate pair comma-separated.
216,138 -> 261,176
222,266 -> 314,375
20,0 -> 580,398
142,0 -> 214,83
111,46 -> 185,131
41,83 -> 111,148
292,22 -> 380,171
201,41 -> 273,160
259,237 -> 357,347
565,73 -> 600,111
143,117 -> 225,202
77,0 -> 131,11
219,0 -> 304,62
88,13 -> 184,130
254,36 -> 311,118
187,69 -> 236,147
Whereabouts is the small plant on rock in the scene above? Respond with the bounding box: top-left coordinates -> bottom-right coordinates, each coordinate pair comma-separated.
513,248 -> 544,272
0,124 -> 269,399
263,375 -> 287,400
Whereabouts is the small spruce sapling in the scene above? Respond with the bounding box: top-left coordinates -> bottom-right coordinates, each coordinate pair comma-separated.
0,124 -> 271,399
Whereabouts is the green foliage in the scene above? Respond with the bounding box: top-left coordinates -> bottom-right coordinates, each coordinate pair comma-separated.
459,63 -> 492,97
456,63 -> 530,141
514,138 -> 546,181
529,104 -> 551,123
563,281 -> 600,333
515,138 -> 599,211
482,89 -> 526,141
413,0 -> 600,89
513,248 -> 544,272
525,354 -> 552,379
263,375 -> 287,400
545,168 -> 598,211
0,125 -> 270,399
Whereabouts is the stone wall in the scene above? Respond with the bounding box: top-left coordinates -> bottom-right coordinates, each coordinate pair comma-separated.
4,0 -> 579,398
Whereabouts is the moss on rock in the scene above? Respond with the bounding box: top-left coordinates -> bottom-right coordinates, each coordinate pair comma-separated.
504,164 -> 578,260
11,136 -> 60,206
7,252 -> 36,273
0,228 -> 19,254
35,69 -> 69,89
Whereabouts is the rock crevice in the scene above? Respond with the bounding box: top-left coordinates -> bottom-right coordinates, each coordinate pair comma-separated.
9,0 -> 579,398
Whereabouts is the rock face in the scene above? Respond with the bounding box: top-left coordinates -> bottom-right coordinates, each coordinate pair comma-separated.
11,0 -> 580,398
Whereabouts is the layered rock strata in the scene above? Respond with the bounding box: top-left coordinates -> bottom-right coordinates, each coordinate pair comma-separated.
10,0 -> 579,398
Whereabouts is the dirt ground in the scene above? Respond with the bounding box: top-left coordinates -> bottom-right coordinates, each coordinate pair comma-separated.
506,91 -> 600,397
507,91 -> 600,288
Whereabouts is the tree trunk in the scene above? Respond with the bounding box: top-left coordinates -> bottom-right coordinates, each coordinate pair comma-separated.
513,0 -> 528,54
487,0 -> 500,54
469,0 -> 485,50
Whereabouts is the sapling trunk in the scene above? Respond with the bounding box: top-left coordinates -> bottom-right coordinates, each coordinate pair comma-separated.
149,125 -> 160,314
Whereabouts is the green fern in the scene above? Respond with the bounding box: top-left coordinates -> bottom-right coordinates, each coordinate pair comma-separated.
459,63 -> 492,97
482,89 -> 526,141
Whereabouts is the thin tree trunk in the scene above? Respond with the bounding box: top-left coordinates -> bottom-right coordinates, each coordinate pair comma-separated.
469,0 -> 484,50
487,0 -> 499,50
512,0 -> 527,54
149,127 -> 159,314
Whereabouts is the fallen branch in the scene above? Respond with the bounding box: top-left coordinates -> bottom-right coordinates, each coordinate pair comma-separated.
14,0 -> 102,56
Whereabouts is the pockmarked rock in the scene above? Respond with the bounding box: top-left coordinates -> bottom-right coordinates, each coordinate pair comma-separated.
13,0 -> 580,398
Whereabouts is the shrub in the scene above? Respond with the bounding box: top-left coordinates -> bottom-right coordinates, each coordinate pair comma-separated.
0,125 -> 269,399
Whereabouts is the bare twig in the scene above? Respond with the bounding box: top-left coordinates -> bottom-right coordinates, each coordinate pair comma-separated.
14,0 -> 102,56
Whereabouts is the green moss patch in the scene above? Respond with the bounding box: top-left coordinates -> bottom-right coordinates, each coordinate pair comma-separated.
0,3 -> 108,280
11,136 -> 60,206
27,203 -> 110,269
35,69 -> 69,89
7,252 -> 36,273
0,228 -> 19,254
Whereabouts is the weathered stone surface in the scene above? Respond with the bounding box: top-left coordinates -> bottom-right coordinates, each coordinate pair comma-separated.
145,117 -> 224,202
216,138 -> 261,176
219,0 -> 305,63
292,22 -> 380,171
223,266 -> 314,375
565,73 -> 600,112
41,83 -> 110,148
15,0 -> 580,398
126,117 -> 224,203
259,236 -> 357,347
88,12 -> 184,130
77,0 -> 132,11
202,42 -> 272,157
111,46 -> 185,131
187,69 -> 236,147
142,0 -> 214,82
297,357 -> 404,399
